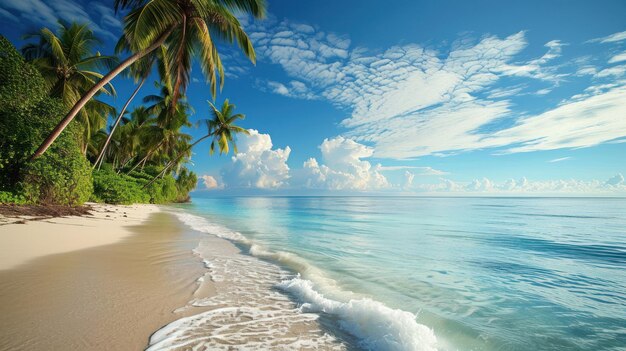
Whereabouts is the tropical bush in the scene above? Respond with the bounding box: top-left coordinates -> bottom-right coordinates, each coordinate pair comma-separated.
92,170 -> 150,205
91,167 -> 194,205
0,191 -> 26,205
0,36 -> 93,205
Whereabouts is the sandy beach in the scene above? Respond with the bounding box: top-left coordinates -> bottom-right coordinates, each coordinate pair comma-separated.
0,204 -> 349,350
0,205 -> 208,350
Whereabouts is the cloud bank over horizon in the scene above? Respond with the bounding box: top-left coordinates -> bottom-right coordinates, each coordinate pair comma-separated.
196,131 -> 626,195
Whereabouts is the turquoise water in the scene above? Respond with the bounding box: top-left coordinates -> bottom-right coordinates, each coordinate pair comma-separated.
176,196 -> 626,350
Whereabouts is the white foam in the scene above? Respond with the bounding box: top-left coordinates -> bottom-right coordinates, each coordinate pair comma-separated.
175,212 -> 249,243
278,277 -> 438,351
168,209 -> 439,351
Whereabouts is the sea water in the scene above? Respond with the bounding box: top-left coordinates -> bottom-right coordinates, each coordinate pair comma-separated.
160,197 -> 626,350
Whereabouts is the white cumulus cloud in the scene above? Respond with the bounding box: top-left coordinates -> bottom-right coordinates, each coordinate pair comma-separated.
296,137 -> 389,190
199,175 -> 220,190
220,130 -> 291,189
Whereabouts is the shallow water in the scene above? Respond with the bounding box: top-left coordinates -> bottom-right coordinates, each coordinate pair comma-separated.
171,196 -> 626,351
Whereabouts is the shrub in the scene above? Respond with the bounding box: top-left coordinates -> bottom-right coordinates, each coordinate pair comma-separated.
145,176 -> 178,204
0,36 -> 93,205
92,170 -> 150,205
0,37 -> 47,112
0,190 -> 26,205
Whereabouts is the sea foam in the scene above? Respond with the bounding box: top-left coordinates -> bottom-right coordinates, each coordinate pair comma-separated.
166,210 -> 438,351
279,277 -> 437,351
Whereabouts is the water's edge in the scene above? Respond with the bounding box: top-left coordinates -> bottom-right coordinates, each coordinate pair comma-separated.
146,209 -> 438,351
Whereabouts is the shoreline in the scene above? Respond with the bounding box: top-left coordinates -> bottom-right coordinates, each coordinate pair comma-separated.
0,204 -> 356,350
0,207 -> 209,350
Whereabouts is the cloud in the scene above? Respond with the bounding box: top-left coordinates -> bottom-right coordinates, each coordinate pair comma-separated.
243,18 -> 626,160
588,30 -> 626,44
605,173 -> 624,187
296,137 -> 389,190
380,166 -> 449,175
199,175 -> 220,190
0,0 -> 121,40
409,174 -> 626,195
548,157 -> 572,163
595,65 -> 626,78
487,86 -> 626,153
220,130 -> 291,189
265,80 -> 317,99
608,51 -> 626,64
0,7 -> 17,21
404,171 -> 415,188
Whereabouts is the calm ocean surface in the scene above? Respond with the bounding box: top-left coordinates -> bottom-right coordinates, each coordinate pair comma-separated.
174,196 -> 626,350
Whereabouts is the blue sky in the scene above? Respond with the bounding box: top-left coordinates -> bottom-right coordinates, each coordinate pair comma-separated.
1,0 -> 625,195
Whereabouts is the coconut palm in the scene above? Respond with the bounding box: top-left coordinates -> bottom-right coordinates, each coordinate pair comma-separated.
21,21 -> 117,105
93,41 -> 168,169
126,81 -> 193,172
22,21 -> 118,153
31,0 -> 266,159
145,99 -> 248,187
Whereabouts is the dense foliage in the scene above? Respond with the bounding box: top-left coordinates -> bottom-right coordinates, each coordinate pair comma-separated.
1,0 -> 266,206
0,37 -> 92,205
91,166 -> 186,205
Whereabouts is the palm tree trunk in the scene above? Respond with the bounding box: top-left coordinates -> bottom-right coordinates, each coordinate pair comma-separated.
127,139 -> 165,173
30,27 -> 174,160
143,134 -> 210,189
94,77 -> 146,169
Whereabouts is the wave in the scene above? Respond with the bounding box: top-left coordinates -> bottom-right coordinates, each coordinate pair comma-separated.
170,210 -> 439,351
278,277 -> 437,351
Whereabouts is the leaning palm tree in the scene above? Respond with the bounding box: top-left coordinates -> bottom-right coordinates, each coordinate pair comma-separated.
144,99 -> 248,187
93,41 -> 169,169
31,0 -> 266,159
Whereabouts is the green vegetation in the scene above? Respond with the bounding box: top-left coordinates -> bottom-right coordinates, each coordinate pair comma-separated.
0,36 -> 91,205
31,0 -> 265,159
0,0 -> 266,206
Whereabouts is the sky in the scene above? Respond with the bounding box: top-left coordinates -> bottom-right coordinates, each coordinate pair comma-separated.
1,0 -> 625,196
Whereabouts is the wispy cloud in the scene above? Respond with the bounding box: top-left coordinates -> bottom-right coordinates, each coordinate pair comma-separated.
380,166 -> 449,176
548,157 -> 572,163
242,17 -> 626,159
262,80 -> 317,100
0,0 -> 122,40
608,51 -> 626,64
588,30 -> 626,44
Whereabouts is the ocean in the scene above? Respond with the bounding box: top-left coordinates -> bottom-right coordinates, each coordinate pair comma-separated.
156,196 -> 626,350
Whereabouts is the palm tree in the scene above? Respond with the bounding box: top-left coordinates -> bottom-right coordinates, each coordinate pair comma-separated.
22,21 -> 118,153
144,99 -> 248,187
126,81 -> 193,173
93,40 -> 167,169
31,0 -> 266,159
21,21 -> 117,106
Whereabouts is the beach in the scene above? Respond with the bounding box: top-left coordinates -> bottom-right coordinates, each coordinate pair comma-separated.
0,204 -> 349,350
0,205 -> 208,350
2,197 -> 625,351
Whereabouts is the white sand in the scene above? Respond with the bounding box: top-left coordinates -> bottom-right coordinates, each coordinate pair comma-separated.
0,203 -> 159,270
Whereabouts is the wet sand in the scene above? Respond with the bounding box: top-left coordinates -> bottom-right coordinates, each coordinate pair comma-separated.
0,211 -> 208,350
